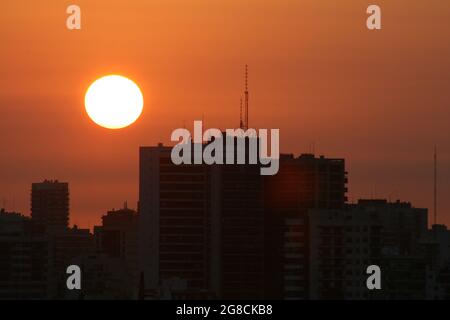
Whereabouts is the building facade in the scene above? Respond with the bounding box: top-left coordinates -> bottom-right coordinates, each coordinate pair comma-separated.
31,180 -> 69,232
263,153 -> 348,299
309,200 -> 428,299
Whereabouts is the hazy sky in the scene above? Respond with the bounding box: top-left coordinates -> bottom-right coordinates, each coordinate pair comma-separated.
0,0 -> 449,228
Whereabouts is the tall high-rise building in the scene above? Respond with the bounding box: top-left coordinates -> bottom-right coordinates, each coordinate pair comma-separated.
31,180 -> 69,231
139,144 -> 347,299
210,155 -> 265,299
263,153 -> 348,299
139,144 -> 211,296
139,137 -> 265,299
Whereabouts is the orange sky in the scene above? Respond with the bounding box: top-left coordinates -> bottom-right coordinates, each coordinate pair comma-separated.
0,0 -> 449,228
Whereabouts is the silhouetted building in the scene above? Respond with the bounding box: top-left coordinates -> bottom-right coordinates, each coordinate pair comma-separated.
139,138 -> 266,299
31,180 -> 69,232
139,144 -> 211,296
309,199 -> 428,299
210,145 -> 265,299
29,180 -> 95,298
420,224 -> 450,299
66,253 -> 131,299
0,209 -> 51,299
263,153 -> 347,299
94,203 -> 139,295
278,218 -> 305,299
51,225 -> 94,298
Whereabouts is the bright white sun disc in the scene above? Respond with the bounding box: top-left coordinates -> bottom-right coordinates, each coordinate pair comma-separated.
85,75 -> 144,129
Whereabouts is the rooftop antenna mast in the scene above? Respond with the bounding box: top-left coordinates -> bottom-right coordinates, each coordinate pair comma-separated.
244,64 -> 249,130
434,145 -> 438,225
239,98 -> 244,129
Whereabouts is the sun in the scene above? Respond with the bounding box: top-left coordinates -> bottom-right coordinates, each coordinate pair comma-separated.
85,75 -> 144,129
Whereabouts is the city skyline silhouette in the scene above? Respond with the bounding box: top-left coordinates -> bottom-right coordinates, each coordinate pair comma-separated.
0,0 -> 449,301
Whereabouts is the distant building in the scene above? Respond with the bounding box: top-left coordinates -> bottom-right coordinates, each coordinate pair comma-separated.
94,203 -> 139,295
139,139 -> 266,299
420,224 -> 450,299
139,144 -> 211,295
51,225 -> 93,298
30,180 -> 93,298
278,218 -> 305,299
308,199 -> 428,299
0,209 -> 51,299
209,145 -> 265,299
31,180 -> 69,232
263,153 -> 347,299
66,253 -> 131,299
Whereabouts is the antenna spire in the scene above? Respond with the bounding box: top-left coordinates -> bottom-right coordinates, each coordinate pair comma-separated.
244,64 -> 249,130
434,145 -> 438,225
239,98 -> 243,129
